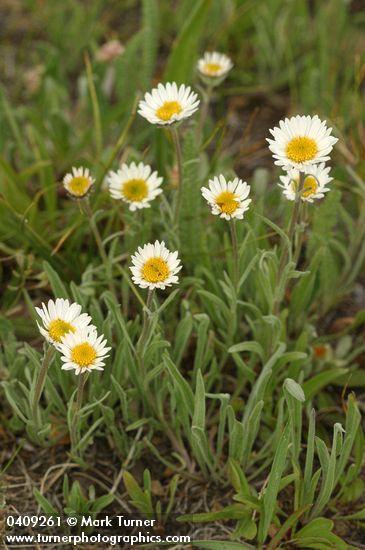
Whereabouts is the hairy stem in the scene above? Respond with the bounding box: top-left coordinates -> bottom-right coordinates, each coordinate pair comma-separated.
71,372 -> 87,454
273,172 -> 304,315
137,288 -> 155,360
197,83 -> 213,145
84,199 -> 116,296
31,345 -> 55,424
229,220 -> 239,290
170,126 -> 183,220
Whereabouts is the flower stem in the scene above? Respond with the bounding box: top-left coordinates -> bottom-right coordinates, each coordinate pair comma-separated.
31,345 -> 54,424
137,289 -> 155,364
293,202 -> 306,266
170,126 -> 183,220
135,289 -> 155,415
274,172 -> 304,315
197,83 -> 213,145
229,220 -> 239,290
94,93 -> 139,195
84,199 -> 116,296
70,372 -> 87,454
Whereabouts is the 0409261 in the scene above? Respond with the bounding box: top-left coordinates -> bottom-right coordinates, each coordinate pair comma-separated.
6,515 -> 61,527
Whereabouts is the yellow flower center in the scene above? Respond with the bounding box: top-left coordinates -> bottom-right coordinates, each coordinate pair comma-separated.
142,257 -> 169,283
291,175 -> 319,198
286,137 -> 318,163
302,175 -> 318,198
122,178 -> 148,202
155,101 -> 182,122
67,176 -> 92,197
204,62 -> 222,75
215,191 -> 239,215
48,319 -> 75,342
71,342 -> 97,367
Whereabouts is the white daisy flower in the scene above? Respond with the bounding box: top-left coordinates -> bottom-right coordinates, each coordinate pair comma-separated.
63,167 -> 94,198
58,328 -> 111,375
197,51 -> 233,78
267,115 -> 338,171
107,162 -> 163,211
201,175 -> 251,220
130,240 -> 182,290
35,298 -> 93,347
138,82 -> 200,125
279,163 -> 333,203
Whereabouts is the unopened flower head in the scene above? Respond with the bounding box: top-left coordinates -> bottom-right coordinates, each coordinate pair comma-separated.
35,298 -> 93,347
138,82 -> 199,126
95,39 -> 124,63
24,64 -> 45,95
107,162 -> 163,211
267,115 -> 338,172
197,51 -> 233,79
130,240 -> 182,290
279,163 -> 332,203
58,328 -> 111,375
63,167 -> 94,199
201,175 -> 251,220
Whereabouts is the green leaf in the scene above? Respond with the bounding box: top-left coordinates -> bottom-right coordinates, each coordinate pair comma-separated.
173,311 -> 193,365
163,353 -> 194,412
241,400 -> 264,466
33,489 -> 58,515
179,130 -> 203,267
191,426 -> 214,474
311,423 -> 344,518
141,0 -> 159,88
228,459 -> 251,496
91,493 -> 114,512
193,370 -> 206,430
258,421 -> 291,544
294,517 -> 350,549
266,505 -> 311,550
178,504 -> 247,522
155,288 -> 180,314
123,471 -> 152,515
164,0 -> 212,83
340,507 -> 365,520
228,341 -> 265,361
296,517 -> 334,538
284,378 -> 306,402
303,368 -> 348,400
302,408 -> 316,507
334,394 -> 361,485
191,541 -> 255,550
42,261 -> 68,298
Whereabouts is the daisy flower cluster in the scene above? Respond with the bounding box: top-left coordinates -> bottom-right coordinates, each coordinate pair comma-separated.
60,52 -> 338,306
61,52 -> 234,226
267,115 -> 337,202
36,298 -> 110,375
63,161 -> 165,212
